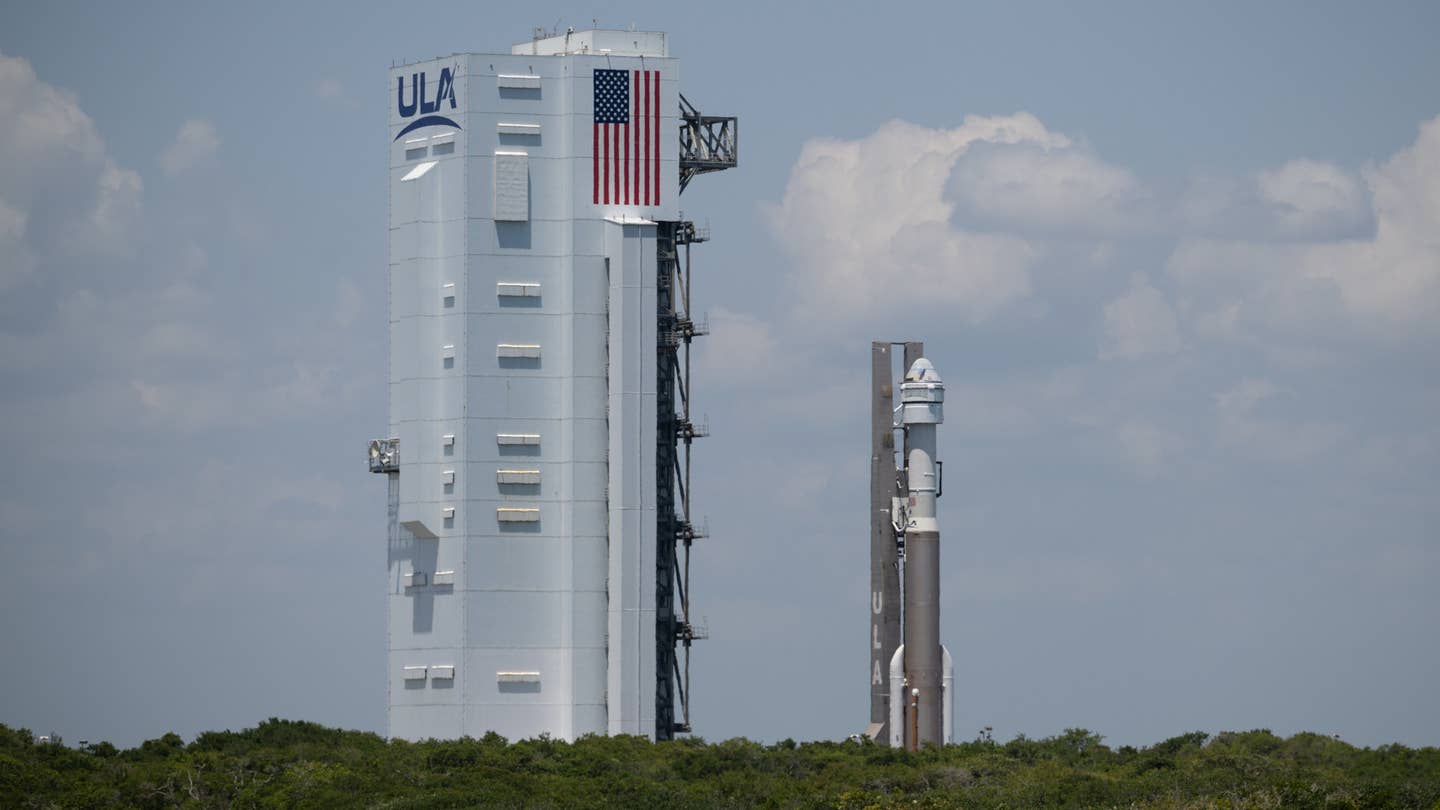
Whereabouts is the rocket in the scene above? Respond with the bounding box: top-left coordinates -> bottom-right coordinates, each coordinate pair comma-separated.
868,347 -> 954,749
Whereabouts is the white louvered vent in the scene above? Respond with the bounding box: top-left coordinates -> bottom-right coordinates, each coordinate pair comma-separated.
496,507 -> 540,523
496,74 -> 541,89
496,433 -> 540,446
496,282 -> 540,298
497,469 -> 541,485
494,152 -> 529,222
497,344 -> 541,359
497,122 -> 541,135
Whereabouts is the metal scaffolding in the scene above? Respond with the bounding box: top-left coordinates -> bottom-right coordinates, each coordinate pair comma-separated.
678,94 -> 738,194
655,220 -> 711,740
655,93 -> 734,742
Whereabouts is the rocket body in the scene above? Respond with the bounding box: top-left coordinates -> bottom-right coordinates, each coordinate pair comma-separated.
900,359 -> 944,749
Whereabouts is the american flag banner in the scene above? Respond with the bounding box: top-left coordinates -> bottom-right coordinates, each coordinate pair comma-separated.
593,68 -> 660,206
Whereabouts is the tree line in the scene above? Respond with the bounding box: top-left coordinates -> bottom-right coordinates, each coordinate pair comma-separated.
3,719 -> 1438,808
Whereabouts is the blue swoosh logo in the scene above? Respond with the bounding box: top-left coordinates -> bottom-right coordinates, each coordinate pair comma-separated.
393,115 -> 462,142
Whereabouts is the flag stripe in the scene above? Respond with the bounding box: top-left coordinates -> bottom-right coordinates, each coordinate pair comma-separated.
652,70 -> 660,204
633,70 -> 640,205
648,69 -> 653,204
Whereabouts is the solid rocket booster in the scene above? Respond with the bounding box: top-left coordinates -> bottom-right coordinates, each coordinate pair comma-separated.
900,358 -> 944,748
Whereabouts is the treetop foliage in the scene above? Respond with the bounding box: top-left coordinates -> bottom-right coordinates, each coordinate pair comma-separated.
2,719 -> 1437,808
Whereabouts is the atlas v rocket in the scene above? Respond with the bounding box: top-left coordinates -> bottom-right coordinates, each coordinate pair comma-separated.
868,342 -> 954,749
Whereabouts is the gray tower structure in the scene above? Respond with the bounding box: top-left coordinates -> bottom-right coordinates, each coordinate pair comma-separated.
370,29 -> 735,743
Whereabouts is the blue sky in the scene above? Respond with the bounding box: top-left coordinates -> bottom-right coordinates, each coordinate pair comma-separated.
1,1 -> 1437,748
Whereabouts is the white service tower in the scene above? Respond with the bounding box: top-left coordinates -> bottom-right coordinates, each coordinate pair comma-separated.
370,29 -> 735,742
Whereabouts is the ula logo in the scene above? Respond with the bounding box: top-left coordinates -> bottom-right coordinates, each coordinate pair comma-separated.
393,66 -> 460,142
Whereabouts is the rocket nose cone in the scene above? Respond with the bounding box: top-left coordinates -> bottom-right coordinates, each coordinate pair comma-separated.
904,358 -> 941,383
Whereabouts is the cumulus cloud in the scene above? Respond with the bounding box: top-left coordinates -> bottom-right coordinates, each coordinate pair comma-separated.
160,119 -> 220,176
1100,273 -> 1182,359
765,114 -> 1072,329
0,51 -> 105,176
948,142 -> 1149,235
86,162 -> 143,254
0,50 -> 142,260
1180,160 -> 1373,243
1256,159 -> 1371,238
1171,116 -> 1440,338
0,55 -> 356,435
0,197 -> 33,289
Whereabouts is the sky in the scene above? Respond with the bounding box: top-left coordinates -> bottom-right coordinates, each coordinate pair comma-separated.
1,1 -> 1437,750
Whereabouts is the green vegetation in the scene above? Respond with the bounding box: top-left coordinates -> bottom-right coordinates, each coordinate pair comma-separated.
3,720 -> 1438,808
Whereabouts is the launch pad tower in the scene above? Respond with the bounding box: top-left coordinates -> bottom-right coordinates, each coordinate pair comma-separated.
370,28 -> 735,742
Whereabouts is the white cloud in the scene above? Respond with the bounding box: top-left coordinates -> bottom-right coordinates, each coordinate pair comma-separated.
1216,378 -> 1343,461
0,51 -> 105,177
1256,159 -> 1370,238
1180,161 -> 1373,242
1171,116 -> 1440,337
0,196 -> 33,289
0,56 -> 359,438
160,119 -> 220,176
85,162 -> 143,254
765,115 -> 1069,330
0,50 -> 142,258
948,143 -> 1148,235
1100,273 -> 1181,359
